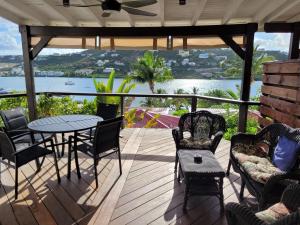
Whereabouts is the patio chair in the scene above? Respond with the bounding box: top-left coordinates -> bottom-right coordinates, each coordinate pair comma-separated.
0,108 -> 61,157
172,110 -> 226,171
225,184 -> 300,225
71,116 -> 123,188
0,130 -> 60,199
227,123 -> 300,210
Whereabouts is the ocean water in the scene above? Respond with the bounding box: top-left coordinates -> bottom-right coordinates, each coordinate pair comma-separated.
0,77 -> 262,105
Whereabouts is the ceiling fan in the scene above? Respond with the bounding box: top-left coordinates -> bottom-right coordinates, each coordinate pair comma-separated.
58,0 -> 157,17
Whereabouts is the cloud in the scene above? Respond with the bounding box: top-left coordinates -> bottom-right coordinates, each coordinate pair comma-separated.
255,33 -> 290,52
0,17 -> 22,55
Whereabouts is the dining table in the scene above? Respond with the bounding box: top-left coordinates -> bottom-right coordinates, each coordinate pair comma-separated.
28,114 -> 103,179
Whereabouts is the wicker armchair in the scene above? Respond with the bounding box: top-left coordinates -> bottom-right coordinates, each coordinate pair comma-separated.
225,184 -> 300,225
227,123 -> 300,210
172,110 -> 226,171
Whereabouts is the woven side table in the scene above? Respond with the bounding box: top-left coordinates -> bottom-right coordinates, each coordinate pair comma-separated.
178,150 -> 225,212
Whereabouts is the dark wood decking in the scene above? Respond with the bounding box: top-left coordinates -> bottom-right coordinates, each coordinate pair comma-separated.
0,128 -> 254,225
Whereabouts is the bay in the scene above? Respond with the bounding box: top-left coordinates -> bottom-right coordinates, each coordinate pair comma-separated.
0,77 -> 262,106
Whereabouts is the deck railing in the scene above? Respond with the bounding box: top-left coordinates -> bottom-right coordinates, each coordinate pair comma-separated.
0,91 -> 260,131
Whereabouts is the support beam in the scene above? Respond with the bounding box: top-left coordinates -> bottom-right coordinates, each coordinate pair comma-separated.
3,0 -> 50,25
191,0 -> 208,26
222,0 -> 245,24
29,23 -> 258,37
31,36 -> 52,59
19,25 -> 37,121
254,0 -> 288,22
0,6 -> 23,24
264,0 -> 300,22
43,0 -> 78,26
159,0 -> 165,26
81,0 -> 104,27
238,26 -> 256,132
220,35 -> 245,60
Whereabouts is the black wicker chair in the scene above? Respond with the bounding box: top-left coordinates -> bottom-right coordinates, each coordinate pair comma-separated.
0,108 -> 61,157
0,130 -> 60,199
225,184 -> 300,225
227,123 -> 300,210
71,116 -> 123,188
172,110 -> 226,171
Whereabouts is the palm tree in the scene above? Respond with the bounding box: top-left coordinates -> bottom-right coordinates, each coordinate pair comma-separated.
93,69 -> 136,105
129,51 -> 173,93
220,45 -> 275,81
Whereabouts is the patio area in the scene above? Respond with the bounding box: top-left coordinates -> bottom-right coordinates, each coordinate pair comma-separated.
0,128 -> 251,225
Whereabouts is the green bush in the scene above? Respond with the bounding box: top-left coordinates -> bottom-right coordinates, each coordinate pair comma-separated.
172,109 -> 189,116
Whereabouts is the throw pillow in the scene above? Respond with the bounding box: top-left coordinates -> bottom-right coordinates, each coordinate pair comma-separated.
273,136 -> 300,172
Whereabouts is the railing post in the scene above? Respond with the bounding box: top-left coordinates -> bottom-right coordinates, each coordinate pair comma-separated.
120,96 -> 124,116
191,96 -> 197,112
120,96 -> 124,129
238,103 -> 248,132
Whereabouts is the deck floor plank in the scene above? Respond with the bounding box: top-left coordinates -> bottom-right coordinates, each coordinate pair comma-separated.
0,128 -> 253,225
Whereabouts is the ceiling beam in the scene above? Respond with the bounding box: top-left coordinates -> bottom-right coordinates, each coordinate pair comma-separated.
288,13 -> 300,22
29,23 -> 258,37
43,0 -> 77,26
3,0 -> 50,25
81,0 -> 104,26
264,0 -> 300,22
222,0 -> 245,24
191,0 -> 208,26
254,0 -> 288,22
0,5 -> 23,24
159,0 -> 165,26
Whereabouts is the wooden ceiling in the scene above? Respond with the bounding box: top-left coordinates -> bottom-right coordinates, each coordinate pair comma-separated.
1,0 -> 300,29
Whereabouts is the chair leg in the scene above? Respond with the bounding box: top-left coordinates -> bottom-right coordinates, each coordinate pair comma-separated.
54,134 -> 60,158
67,137 -> 72,179
174,152 -> 178,172
35,158 -> 41,173
239,179 -> 245,201
94,157 -> 99,188
15,166 -> 18,200
118,150 -> 122,175
226,160 -> 231,176
61,133 -> 65,157
52,142 -> 61,183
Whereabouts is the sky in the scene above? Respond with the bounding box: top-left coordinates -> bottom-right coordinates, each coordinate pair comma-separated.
0,17 -> 292,55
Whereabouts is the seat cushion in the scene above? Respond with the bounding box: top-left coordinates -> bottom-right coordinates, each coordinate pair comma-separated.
233,145 -> 283,184
232,143 -> 269,158
255,202 -> 291,224
179,137 -> 212,149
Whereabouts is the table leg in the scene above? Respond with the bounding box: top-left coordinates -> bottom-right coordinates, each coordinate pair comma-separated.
73,131 -> 81,179
183,177 -> 189,212
219,177 -> 224,212
67,136 -> 72,179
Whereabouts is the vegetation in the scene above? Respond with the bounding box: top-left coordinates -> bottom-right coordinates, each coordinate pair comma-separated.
93,69 -> 136,105
129,51 -> 173,93
220,45 -> 275,80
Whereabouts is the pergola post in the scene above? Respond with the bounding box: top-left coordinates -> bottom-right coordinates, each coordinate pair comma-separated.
238,26 -> 255,132
289,27 -> 300,59
19,25 -> 52,121
20,25 -> 37,121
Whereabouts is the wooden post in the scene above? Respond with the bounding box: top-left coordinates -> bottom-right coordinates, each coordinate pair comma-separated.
288,28 -> 300,59
191,96 -> 197,112
238,26 -> 256,132
20,25 -> 37,121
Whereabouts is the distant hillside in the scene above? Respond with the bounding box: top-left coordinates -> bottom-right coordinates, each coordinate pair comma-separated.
0,48 -> 288,79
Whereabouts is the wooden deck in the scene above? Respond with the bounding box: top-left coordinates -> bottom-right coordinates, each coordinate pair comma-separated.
0,128 -> 254,225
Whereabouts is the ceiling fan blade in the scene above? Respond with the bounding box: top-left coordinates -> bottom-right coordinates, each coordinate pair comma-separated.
102,12 -> 111,17
122,6 -> 157,16
57,4 -> 101,7
122,0 -> 157,8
